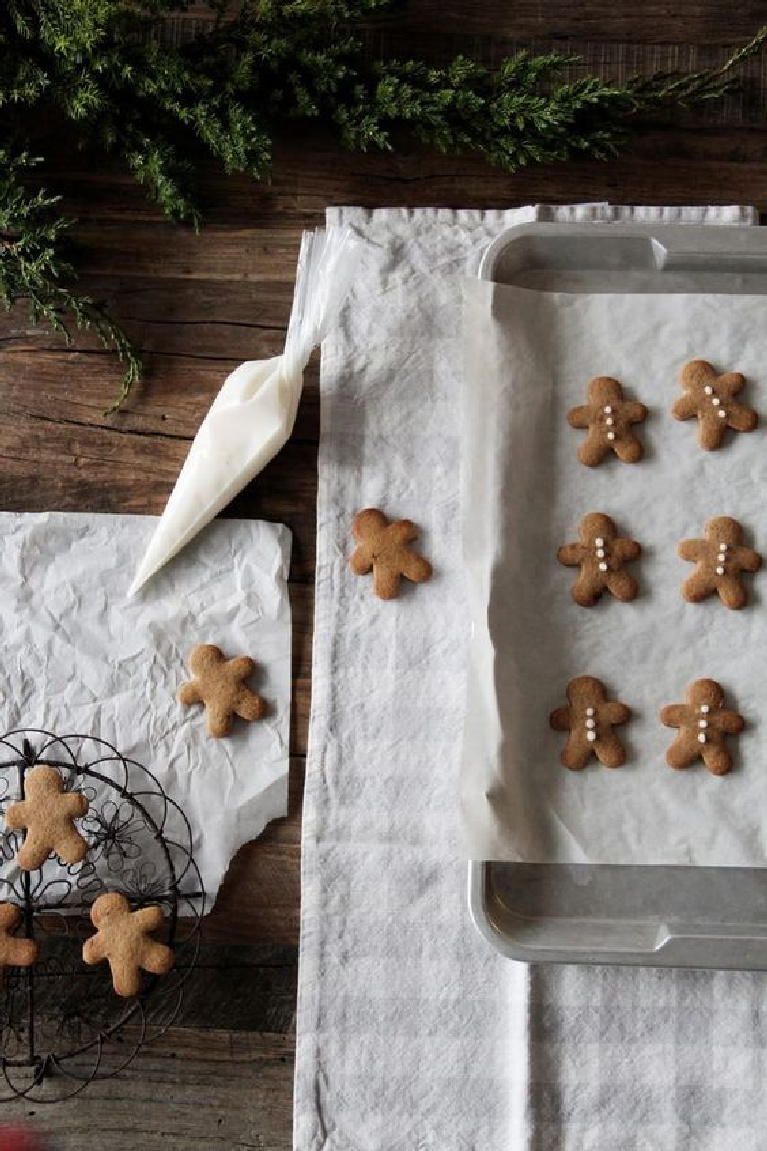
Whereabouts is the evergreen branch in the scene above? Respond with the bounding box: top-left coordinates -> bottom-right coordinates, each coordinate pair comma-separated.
1,1 -> 765,409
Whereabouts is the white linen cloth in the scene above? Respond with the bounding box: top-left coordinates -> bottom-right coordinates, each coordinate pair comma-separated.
295,203 -> 763,1151
0,511 -> 291,906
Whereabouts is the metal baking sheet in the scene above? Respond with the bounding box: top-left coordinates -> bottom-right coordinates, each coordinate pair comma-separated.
469,221 -> 767,969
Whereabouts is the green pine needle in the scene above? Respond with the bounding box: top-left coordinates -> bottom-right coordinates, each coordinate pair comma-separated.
1,1 -> 766,410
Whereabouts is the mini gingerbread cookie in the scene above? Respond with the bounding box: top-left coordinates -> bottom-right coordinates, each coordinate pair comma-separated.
672,359 -> 758,450
679,516 -> 761,610
557,513 -> 640,606
82,892 -> 174,998
179,644 -> 266,738
567,377 -> 647,466
5,766 -> 89,871
0,903 -> 38,979
660,679 -> 744,776
549,676 -> 631,770
350,508 -> 433,600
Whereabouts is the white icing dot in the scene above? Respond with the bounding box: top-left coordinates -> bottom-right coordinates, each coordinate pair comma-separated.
607,431 -> 616,441
699,719 -> 708,729
700,705 -> 710,714
704,385 -> 713,396
716,565 -> 725,575
698,733 -> 707,744
585,707 -> 595,717
720,543 -> 728,551
718,410 -> 726,419
712,397 -> 721,407
586,718 -> 596,730
598,562 -> 608,572
604,406 -> 612,414
596,548 -> 606,558
586,731 -> 597,742
605,416 -> 614,427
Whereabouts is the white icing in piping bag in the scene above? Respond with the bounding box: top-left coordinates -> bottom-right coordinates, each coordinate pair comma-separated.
129,227 -> 358,596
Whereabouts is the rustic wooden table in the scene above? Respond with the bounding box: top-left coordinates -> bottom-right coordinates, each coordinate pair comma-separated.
1,3 -> 766,1147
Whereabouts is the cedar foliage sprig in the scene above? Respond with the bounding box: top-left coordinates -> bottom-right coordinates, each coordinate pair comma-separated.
1,0 -> 766,409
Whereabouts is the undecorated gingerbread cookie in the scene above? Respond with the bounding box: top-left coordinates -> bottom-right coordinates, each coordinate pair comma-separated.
82,892 -> 174,998
679,516 -> 761,610
350,508 -> 432,600
179,644 -> 266,738
660,679 -> 743,776
557,512 -> 640,606
0,903 -> 38,979
672,359 -> 758,450
549,675 -> 631,770
567,377 -> 647,466
5,766 -> 89,871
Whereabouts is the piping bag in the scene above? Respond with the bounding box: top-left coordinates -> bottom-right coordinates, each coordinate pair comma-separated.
129,227 -> 358,596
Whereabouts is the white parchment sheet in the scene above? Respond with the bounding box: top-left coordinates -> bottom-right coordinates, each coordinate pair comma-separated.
461,282 -> 767,866
0,511 -> 291,903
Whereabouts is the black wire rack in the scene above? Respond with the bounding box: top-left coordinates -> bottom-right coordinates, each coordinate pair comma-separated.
0,729 -> 205,1101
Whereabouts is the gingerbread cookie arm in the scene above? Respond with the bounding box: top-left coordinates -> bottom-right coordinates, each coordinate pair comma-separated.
226,656 -> 256,681
678,539 -> 705,563
712,709 -> 745,735
610,539 -> 641,563
672,394 -> 699,422
82,934 -> 107,966
602,701 -> 631,726
388,519 -> 419,546
566,405 -> 592,429
556,543 -> 585,567
624,401 -> 648,425
660,704 -> 688,728
349,546 -> 373,577
718,371 -> 746,397
178,681 -> 204,706
549,705 -> 572,732
734,546 -> 762,573
727,401 -> 758,433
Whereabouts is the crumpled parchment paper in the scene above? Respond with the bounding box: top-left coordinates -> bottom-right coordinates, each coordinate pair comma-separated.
461,281 -> 767,866
0,511 -> 291,905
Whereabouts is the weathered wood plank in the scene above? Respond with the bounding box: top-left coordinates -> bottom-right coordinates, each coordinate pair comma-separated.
1,1028 -> 295,1151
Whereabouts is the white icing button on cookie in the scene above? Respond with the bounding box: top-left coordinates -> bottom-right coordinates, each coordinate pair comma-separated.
720,543 -> 728,551
594,538 -> 604,548
716,565 -> 725,575
604,406 -> 612,414
586,707 -> 595,717
712,397 -> 721,406
586,718 -> 596,730
596,548 -> 606,558
698,733 -> 707,744
717,410 -> 726,419
699,719 -> 708,729
704,385 -> 713,395
605,417 -> 614,427
598,562 -> 608,572
607,431 -> 616,441
586,730 -> 597,742
700,704 -> 710,714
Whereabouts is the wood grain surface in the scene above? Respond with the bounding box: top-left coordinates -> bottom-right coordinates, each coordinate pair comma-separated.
1,3 -> 766,1147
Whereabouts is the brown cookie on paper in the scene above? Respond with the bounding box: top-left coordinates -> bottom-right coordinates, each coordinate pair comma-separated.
350,509 -> 432,600
660,679 -> 744,776
82,892 -> 174,998
679,516 -> 761,610
549,676 -> 631,770
0,903 -> 38,980
5,766 -> 89,871
672,359 -> 758,450
557,512 -> 641,606
179,644 -> 266,738
567,377 -> 647,466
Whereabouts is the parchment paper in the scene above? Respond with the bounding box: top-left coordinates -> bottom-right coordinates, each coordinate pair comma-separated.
461,281 -> 767,866
0,511 -> 291,904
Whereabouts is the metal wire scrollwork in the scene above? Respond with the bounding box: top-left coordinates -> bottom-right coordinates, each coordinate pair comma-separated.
0,730 -> 205,1101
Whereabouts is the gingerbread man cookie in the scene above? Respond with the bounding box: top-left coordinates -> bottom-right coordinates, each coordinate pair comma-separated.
660,679 -> 744,776
567,377 -> 647,466
672,359 -> 758,450
350,508 -> 433,600
0,903 -> 38,978
5,766 -> 89,871
549,676 -> 631,770
679,516 -> 761,610
557,513 -> 641,606
179,644 -> 266,738
82,892 -> 174,997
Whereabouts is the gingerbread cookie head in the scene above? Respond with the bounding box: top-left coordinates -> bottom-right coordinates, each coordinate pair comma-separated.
82,892 -> 174,998
549,675 -> 631,770
660,678 -> 744,776
4,766 -> 89,871
557,512 -> 641,606
0,902 -> 38,980
567,377 -> 647,467
679,516 -> 761,610
178,644 -> 266,738
672,359 -> 758,450
350,508 -> 433,600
